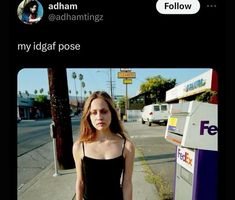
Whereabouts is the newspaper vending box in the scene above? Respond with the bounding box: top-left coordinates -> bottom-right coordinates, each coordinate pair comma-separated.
165,101 -> 218,200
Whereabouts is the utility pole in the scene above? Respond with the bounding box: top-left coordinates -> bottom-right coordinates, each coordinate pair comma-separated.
97,69 -> 115,99
125,81 -> 128,118
117,69 -> 136,122
48,68 -> 75,169
110,68 -> 113,99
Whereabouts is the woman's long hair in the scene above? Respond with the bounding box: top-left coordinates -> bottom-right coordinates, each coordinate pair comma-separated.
23,0 -> 38,17
79,91 -> 127,142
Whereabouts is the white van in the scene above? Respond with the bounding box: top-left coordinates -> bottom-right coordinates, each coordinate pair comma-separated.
141,103 -> 169,126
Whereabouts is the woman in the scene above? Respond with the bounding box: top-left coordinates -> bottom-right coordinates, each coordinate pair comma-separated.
73,91 -> 135,200
21,0 -> 41,24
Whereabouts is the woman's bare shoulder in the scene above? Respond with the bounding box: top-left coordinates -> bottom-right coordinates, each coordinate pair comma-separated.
72,140 -> 83,158
125,139 -> 135,153
73,139 -> 83,148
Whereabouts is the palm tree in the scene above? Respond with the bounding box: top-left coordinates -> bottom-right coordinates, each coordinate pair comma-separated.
39,88 -> 44,94
78,74 -> 84,103
25,90 -> 29,98
81,81 -> 85,103
72,72 -> 78,106
79,73 -> 83,81
19,91 -> 22,97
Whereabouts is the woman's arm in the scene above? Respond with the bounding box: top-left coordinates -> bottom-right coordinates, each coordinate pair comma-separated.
72,141 -> 84,200
122,140 -> 135,200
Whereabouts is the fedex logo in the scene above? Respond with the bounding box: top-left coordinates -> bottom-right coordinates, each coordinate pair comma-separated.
177,148 -> 193,166
200,121 -> 218,135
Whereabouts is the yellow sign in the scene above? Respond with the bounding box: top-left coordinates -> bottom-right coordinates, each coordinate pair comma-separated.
117,71 -> 136,78
123,79 -> 132,84
168,117 -> 177,127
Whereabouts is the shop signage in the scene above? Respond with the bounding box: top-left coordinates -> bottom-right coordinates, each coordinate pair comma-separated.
118,71 -> 136,78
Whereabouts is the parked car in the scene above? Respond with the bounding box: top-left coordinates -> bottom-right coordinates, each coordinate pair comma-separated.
141,103 -> 169,126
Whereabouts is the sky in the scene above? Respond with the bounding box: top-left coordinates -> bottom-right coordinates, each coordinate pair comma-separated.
17,68 -> 211,98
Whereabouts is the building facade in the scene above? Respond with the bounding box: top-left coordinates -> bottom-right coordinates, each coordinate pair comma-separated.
165,69 -> 217,104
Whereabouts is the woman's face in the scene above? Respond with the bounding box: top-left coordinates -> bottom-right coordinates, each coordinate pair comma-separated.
30,5 -> 37,13
89,98 -> 112,132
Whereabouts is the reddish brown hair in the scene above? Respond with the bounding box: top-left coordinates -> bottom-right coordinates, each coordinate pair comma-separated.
79,91 -> 127,142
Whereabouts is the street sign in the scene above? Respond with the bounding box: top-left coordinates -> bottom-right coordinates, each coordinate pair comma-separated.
118,71 -> 136,78
123,79 -> 132,84
120,68 -> 131,71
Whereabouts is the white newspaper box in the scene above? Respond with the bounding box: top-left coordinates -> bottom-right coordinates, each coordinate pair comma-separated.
165,101 -> 218,200
165,101 -> 217,151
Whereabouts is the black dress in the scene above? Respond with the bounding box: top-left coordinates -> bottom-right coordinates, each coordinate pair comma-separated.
81,140 -> 125,200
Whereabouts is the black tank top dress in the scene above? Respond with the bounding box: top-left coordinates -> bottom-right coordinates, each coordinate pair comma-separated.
81,140 -> 125,200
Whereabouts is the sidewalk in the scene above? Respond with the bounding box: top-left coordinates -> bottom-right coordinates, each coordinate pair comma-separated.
18,163 -> 76,200
18,151 -> 159,200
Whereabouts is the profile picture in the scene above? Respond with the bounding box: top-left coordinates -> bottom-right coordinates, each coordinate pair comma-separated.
17,0 -> 43,25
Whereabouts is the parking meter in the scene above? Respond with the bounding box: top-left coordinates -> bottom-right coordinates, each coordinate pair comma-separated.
50,121 -> 59,176
50,121 -> 56,138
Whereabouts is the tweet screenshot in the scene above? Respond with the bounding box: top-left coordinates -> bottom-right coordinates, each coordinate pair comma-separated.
11,0 -> 230,200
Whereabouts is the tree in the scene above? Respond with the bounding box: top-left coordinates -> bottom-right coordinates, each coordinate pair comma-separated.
72,72 -> 78,103
78,74 -> 84,102
81,81 -> 85,103
72,72 -> 79,114
19,91 -> 22,97
25,90 -> 29,98
34,95 -> 51,119
35,95 -> 47,103
118,96 -> 127,118
79,73 -> 83,81
39,88 -> 44,94
48,68 -> 75,169
196,89 -> 218,103
140,75 -> 176,103
81,81 -> 85,88
34,89 -> 38,95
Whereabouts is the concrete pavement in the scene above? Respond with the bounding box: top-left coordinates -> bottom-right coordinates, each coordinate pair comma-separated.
18,163 -> 76,200
18,150 -> 160,200
18,121 -> 175,200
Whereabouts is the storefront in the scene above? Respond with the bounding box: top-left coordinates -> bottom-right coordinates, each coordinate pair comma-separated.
165,69 -> 217,104
17,96 -> 34,119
